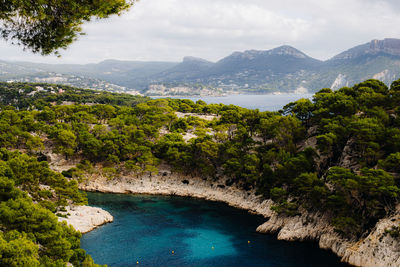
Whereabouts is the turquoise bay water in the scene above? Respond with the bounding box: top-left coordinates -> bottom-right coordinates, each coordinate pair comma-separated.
81,192 -> 347,267
155,94 -> 313,111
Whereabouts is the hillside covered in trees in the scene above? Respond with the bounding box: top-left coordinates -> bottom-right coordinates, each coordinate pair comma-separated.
1,79 -> 400,265
0,84 -> 149,266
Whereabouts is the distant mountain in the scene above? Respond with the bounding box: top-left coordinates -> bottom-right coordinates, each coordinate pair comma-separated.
1,38 -> 400,95
0,59 -> 178,92
84,60 -> 178,88
325,39 -> 400,89
145,45 -> 324,93
197,46 -> 323,91
331,38 -> 400,60
151,56 -> 215,82
212,46 -> 321,74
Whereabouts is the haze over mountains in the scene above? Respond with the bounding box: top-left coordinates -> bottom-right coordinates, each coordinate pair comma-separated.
1,38 -> 400,95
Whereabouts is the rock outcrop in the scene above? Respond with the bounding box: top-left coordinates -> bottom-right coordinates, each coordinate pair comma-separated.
331,74 -> 349,90
258,204 -> 400,267
80,168 -> 274,218
338,138 -> 361,171
58,205 -> 113,233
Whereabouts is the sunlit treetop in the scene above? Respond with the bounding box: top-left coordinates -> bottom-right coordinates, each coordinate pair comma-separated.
0,0 -> 136,55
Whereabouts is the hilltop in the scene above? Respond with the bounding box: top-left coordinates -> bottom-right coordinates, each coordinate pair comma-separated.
1,39 -> 400,95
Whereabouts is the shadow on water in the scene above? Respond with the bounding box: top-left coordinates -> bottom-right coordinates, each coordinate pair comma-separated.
81,192 -> 348,267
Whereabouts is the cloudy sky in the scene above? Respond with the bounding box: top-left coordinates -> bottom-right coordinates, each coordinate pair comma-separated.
1,0 -> 400,64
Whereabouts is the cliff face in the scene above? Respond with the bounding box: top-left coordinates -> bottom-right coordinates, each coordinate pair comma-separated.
76,165 -> 400,267
332,38 -> 400,60
257,205 -> 400,267
369,38 -> 400,56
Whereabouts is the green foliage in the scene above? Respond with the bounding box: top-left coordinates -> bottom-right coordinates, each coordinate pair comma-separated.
316,132 -> 337,153
332,217 -> 360,237
54,129 -> 77,158
379,153 -> 400,172
282,98 -> 314,125
293,173 -> 328,205
389,79 -> 400,105
353,79 -> 389,95
0,149 -> 86,205
103,167 -> 117,180
0,0 -> 135,55
81,254 -> 106,267
0,174 -> 95,266
271,201 -> 299,216
313,90 -> 357,118
325,167 -> 399,236
270,187 -> 288,202
0,82 -> 149,110
170,118 -> 189,132
274,149 -> 316,184
0,231 -> 40,267
385,225 -> 400,239
2,78 -> 400,248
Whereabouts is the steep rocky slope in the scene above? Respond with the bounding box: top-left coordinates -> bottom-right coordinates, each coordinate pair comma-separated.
74,164 -> 400,267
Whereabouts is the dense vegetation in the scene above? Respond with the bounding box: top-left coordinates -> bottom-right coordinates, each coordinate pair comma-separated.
0,83 -> 150,266
1,79 -> 400,264
1,0 -> 135,55
0,82 -> 149,109
0,149 -> 101,266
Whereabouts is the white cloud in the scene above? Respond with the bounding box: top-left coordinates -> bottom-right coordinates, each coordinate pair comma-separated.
1,0 -> 400,63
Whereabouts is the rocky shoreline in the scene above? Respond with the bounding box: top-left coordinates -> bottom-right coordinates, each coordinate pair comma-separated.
58,205 -> 114,234
77,167 -> 400,267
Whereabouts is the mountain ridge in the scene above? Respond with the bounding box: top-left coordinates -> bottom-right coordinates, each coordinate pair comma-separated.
1,38 -> 400,95
331,38 -> 400,61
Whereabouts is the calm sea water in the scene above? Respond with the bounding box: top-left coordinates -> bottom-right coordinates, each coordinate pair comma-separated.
81,192 -> 346,267
154,94 -> 313,111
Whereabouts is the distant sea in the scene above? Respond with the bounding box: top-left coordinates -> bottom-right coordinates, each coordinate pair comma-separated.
153,94 -> 314,111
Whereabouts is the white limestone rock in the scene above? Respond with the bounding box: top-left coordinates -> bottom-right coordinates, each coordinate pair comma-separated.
58,205 -> 113,233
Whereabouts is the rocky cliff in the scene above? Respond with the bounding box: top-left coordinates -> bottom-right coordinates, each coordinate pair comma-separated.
257,205 -> 400,267
77,165 -> 400,267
